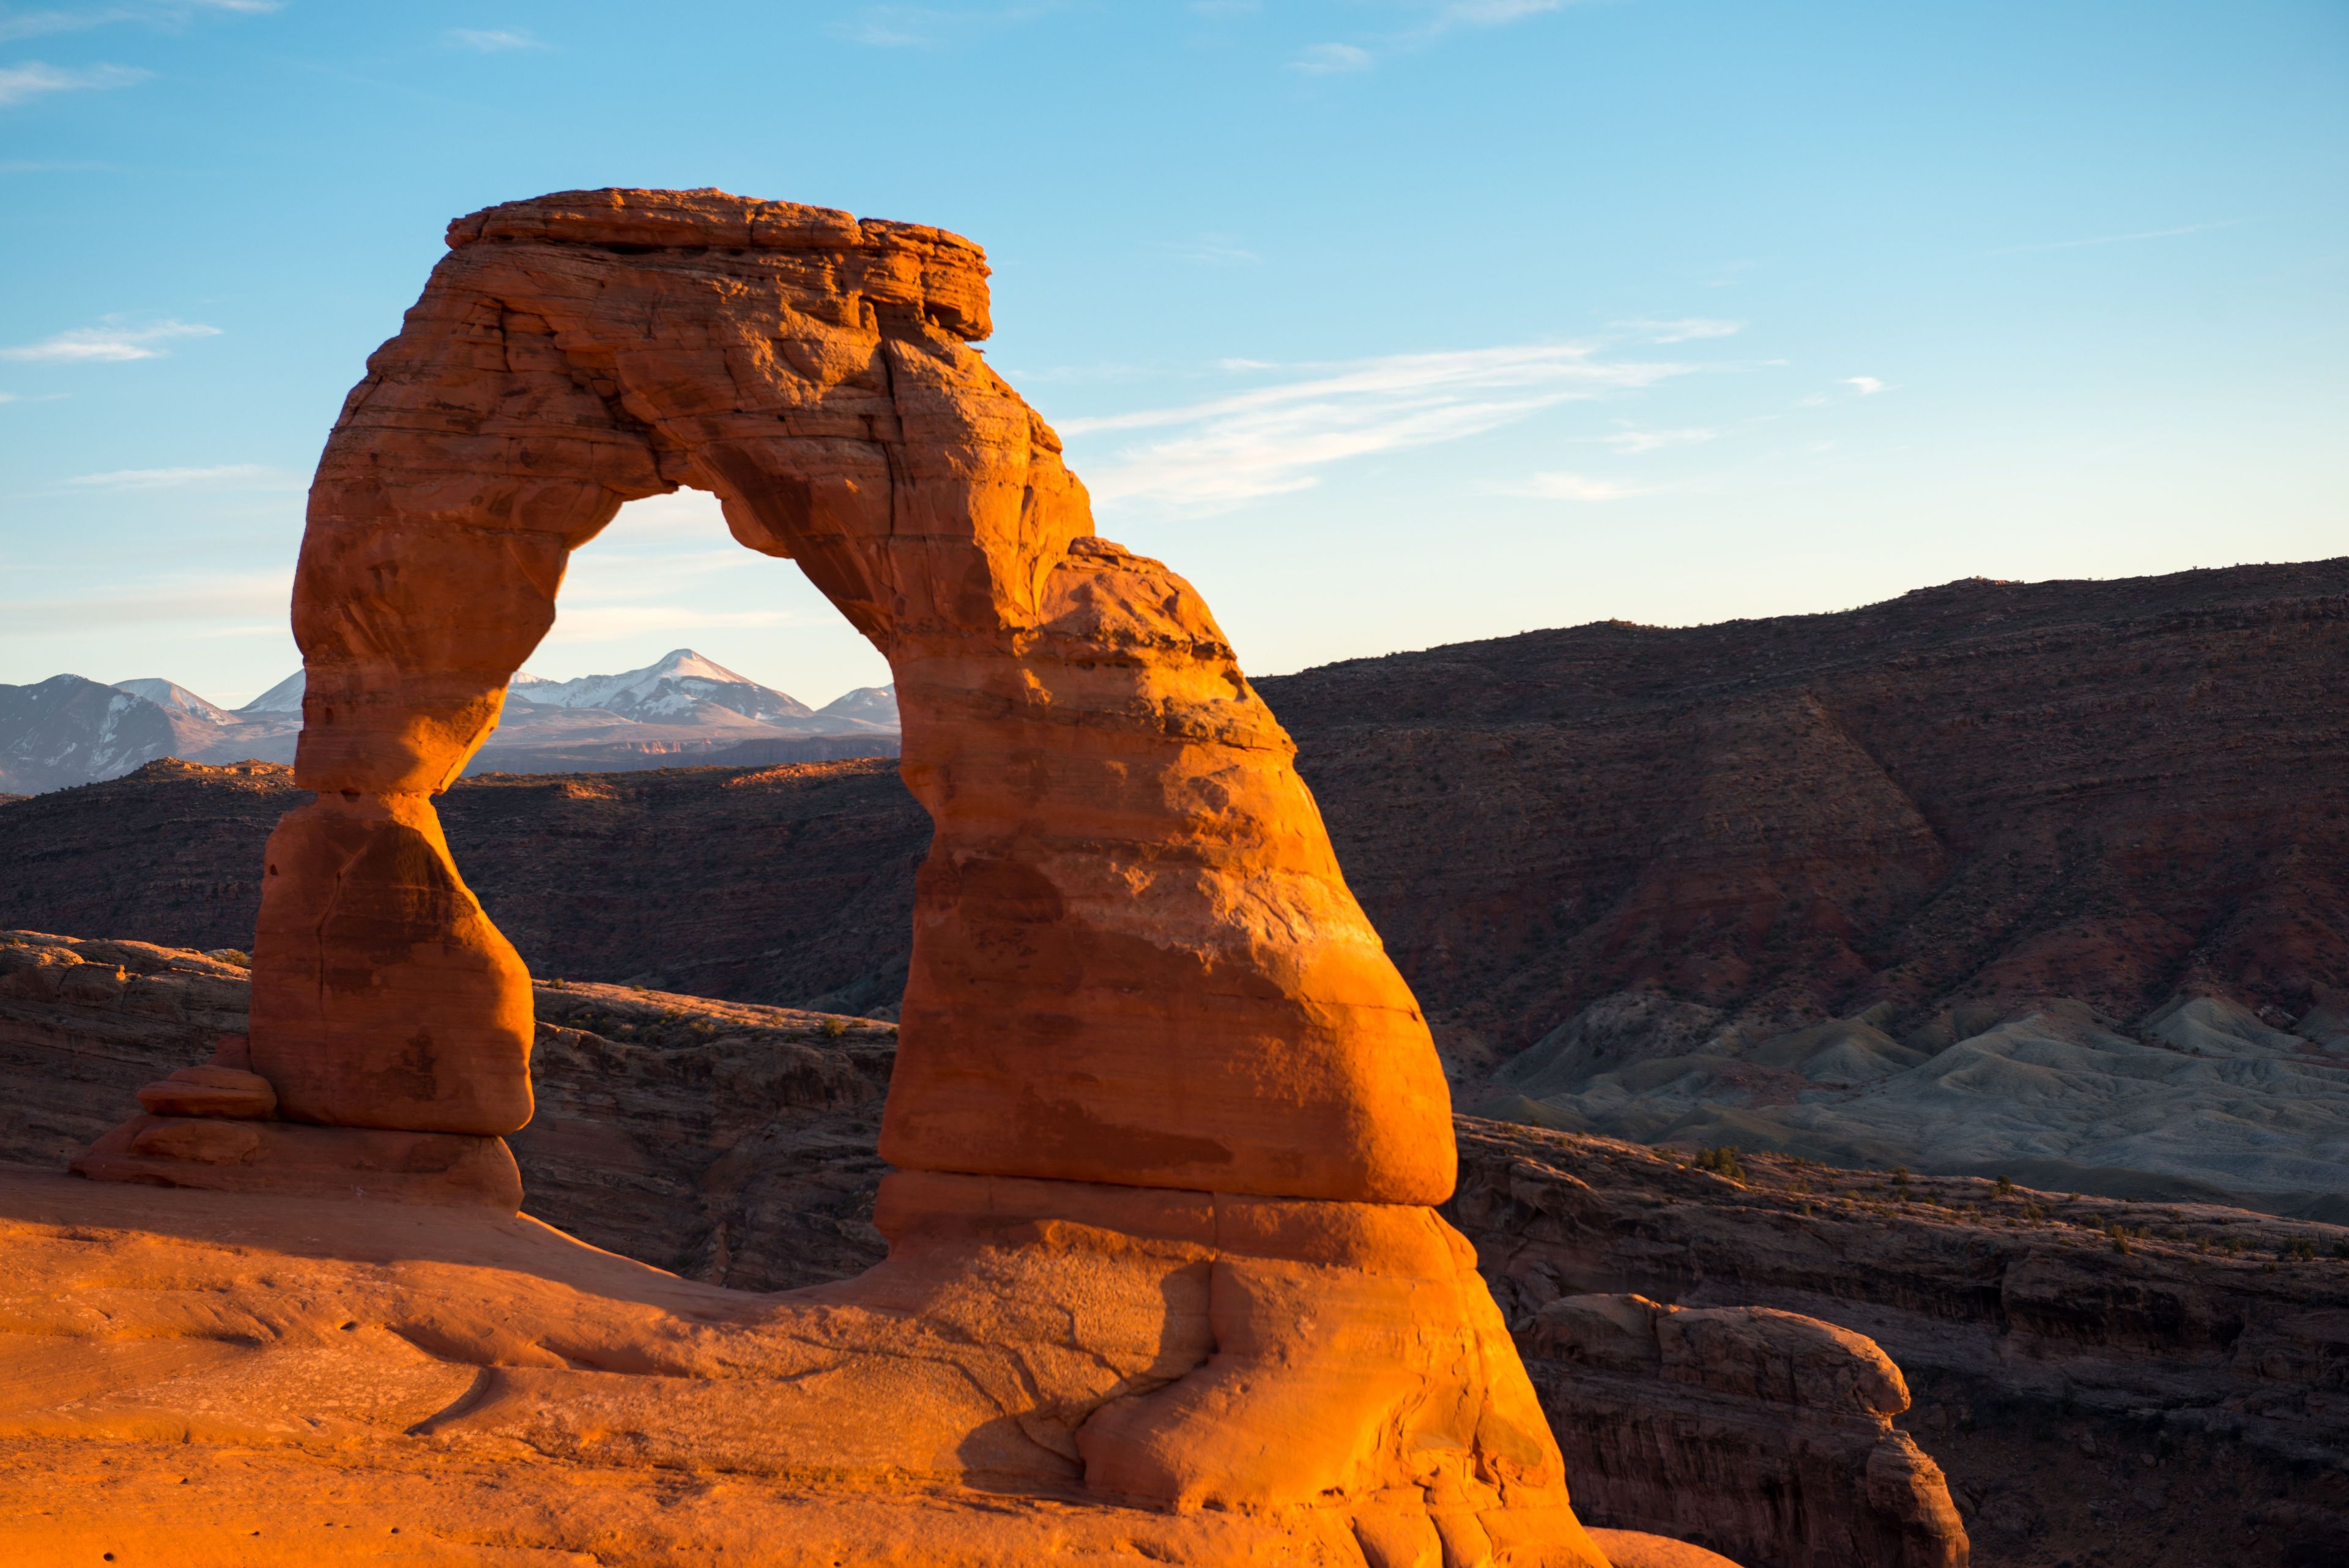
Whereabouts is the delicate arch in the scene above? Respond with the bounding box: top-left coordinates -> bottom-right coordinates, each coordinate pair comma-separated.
251,188 -> 1453,1206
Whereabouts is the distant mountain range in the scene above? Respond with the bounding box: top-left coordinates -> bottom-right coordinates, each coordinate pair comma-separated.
0,650 -> 897,793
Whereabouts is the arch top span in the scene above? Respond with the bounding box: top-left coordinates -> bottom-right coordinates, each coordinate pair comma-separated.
259,187 -> 1455,1208
444,187 -> 995,341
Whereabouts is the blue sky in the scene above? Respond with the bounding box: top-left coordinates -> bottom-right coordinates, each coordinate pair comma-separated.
1,0 -> 2342,706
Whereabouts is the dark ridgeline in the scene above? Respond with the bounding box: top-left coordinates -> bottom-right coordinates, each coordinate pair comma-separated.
0,760 -> 928,1020
1,557 -> 2343,1047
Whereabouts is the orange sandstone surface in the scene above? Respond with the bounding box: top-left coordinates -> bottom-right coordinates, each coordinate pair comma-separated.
28,189 -> 1669,1564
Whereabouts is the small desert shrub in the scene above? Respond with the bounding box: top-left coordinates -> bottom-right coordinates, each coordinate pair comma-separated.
822,1017 -> 850,1039
1995,1175 -> 2015,1197
2285,1239 -> 2317,1262
1692,1145 -> 1746,1182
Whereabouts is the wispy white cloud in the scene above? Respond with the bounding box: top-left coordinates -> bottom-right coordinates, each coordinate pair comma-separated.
1290,40 -> 1371,73
1412,0 -> 1562,35
828,3 -> 1058,48
1990,219 -> 2244,256
598,489 -> 730,537
0,2 -> 275,43
448,26 -> 544,51
1616,317 -> 1742,344
0,317 -> 218,362
1600,426 -> 1716,455
1501,470 -> 1652,502
0,568 -> 288,633
1841,376 -> 1888,396
1293,0 -> 1570,72
0,59 -> 147,104
1063,340 -> 1691,510
0,10 -> 99,42
1160,234 -> 1260,267
544,604 -> 801,639
66,462 -> 295,489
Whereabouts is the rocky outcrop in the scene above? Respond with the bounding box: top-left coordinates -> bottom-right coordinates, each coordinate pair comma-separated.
1523,1294 -> 1964,1568
1449,1120 -> 2349,1566
56,188 -> 1596,1558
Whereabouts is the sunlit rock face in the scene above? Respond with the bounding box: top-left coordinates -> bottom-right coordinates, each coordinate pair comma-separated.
59,190 -> 1613,1561
261,187 -> 1455,1202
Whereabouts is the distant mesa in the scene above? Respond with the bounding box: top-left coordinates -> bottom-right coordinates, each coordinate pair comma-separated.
0,650 -> 899,793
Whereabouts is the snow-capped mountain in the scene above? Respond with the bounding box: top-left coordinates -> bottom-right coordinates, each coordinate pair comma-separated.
818,685 -> 899,726
0,677 -> 184,794
0,652 -> 898,793
514,649 -> 815,726
114,678 -> 240,726
238,670 -> 307,715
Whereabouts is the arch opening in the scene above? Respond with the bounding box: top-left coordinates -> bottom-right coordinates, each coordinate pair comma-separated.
247,187 -> 1454,1208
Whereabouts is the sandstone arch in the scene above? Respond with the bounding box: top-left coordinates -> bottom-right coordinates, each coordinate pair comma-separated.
259,187 -> 1452,1206
78,190 -> 1608,1562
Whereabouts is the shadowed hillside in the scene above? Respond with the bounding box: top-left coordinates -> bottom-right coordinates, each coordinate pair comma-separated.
3,559 -> 2344,1206
0,759 -> 928,1019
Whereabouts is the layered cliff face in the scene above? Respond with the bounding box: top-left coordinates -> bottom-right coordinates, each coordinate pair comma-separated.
1266,560 -> 2349,1061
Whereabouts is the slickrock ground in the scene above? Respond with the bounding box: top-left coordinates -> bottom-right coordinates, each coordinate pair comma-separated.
20,929 -> 2349,1564
0,1172 -> 1428,1567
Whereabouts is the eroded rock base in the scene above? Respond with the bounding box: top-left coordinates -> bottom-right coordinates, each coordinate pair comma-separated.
0,1169 -> 1609,1566
72,1116 -> 524,1209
